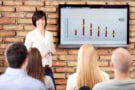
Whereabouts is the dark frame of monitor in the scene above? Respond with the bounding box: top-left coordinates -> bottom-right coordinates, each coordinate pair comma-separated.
58,4 -> 129,48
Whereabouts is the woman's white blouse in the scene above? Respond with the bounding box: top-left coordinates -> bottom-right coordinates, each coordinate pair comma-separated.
24,29 -> 55,67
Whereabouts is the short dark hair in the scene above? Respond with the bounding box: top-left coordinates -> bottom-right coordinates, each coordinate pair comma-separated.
32,10 -> 47,27
5,42 -> 27,68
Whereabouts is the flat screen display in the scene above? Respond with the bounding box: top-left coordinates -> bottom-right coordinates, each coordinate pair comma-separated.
58,4 -> 129,48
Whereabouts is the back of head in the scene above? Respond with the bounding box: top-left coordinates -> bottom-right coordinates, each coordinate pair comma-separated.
5,42 -> 27,68
111,48 -> 131,73
77,44 -> 98,70
27,48 -> 44,83
77,44 -> 102,88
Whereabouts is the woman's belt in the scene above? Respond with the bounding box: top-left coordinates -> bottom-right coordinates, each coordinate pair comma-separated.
43,65 -> 49,70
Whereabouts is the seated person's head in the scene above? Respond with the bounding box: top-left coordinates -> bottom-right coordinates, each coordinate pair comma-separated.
27,48 -> 44,83
77,44 -> 98,69
77,44 -> 100,88
4,42 -> 27,68
111,48 -> 132,73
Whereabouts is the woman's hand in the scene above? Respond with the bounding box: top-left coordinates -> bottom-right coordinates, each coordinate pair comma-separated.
48,48 -> 56,55
41,49 -> 56,57
41,51 -> 48,57
50,48 -> 56,54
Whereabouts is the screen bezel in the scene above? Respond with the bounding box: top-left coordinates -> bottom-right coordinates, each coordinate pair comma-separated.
58,4 -> 129,48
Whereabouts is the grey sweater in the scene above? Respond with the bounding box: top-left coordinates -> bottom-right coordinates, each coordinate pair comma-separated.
93,79 -> 135,90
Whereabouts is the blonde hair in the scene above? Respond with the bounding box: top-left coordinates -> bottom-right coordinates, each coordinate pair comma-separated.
76,44 -> 105,88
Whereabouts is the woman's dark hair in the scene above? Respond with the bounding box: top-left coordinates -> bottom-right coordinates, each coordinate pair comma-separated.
27,48 -> 44,83
32,10 -> 47,27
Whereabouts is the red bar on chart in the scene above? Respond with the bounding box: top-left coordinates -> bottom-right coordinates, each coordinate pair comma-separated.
112,30 -> 115,37
75,29 -> 77,35
98,26 -> 100,37
82,19 -> 85,36
90,24 -> 92,36
105,26 -> 107,37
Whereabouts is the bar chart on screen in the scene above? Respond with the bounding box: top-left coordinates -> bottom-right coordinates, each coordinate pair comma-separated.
59,5 -> 129,48
65,18 -> 123,41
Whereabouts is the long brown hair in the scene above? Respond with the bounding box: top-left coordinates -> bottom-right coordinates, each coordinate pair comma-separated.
76,44 -> 105,88
27,48 -> 44,83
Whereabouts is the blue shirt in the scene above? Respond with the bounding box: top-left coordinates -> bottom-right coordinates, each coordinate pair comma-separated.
0,67 -> 45,90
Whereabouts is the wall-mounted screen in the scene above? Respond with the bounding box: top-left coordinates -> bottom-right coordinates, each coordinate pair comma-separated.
58,4 -> 129,48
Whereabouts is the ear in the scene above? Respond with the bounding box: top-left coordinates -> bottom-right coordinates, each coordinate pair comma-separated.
22,58 -> 28,70
24,58 -> 28,67
110,61 -> 114,69
5,57 -> 9,66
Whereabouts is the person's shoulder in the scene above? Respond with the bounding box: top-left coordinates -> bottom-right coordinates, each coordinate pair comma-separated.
44,76 -> 54,85
28,76 -> 41,82
44,76 -> 55,90
66,73 -> 77,90
101,71 -> 108,76
0,73 -> 45,90
45,75 -> 51,80
101,71 -> 110,80
69,73 -> 76,77
68,73 -> 76,80
26,29 -> 37,38
0,73 -> 5,80
45,75 -> 52,82
93,80 -> 113,90
27,29 -> 36,34
27,76 -> 44,86
28,76 -> 45,89
93,79 -> 135,90
46,30 -> 53,35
